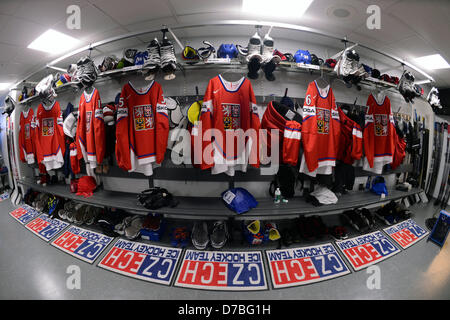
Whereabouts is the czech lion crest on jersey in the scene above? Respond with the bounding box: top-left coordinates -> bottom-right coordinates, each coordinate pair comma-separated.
374,114 -> 388,136
42,118 -> 54,136
25,123 -> 31,139
222,103 -> 240,130
86,111 -> 92,132
316,107 -> 330,134
133,105 -> 154,131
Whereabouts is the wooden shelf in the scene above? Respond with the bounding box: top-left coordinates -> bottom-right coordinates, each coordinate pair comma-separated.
18,179 -> 421,221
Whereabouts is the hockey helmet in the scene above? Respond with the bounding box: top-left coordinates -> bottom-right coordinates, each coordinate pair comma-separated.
36,74 -> 57,104
362,64 -> 372,74
197,41 -> 216,60
371,68 -> 381,79
187,100 -> 203,125
98,56 -> 118,72
63,111 -> 78,138
103,104 -> 115,126
310,53 -> 324,66
294,49 -> 311,64
164,97 -> 184,129
134,51 -> 148,66
428,87 -> 442,111
380,74 -> 391,83
217,44 -> 238,59
2,96 -> 15,116
74,56 -> 98,88
325,59 -> 337,69
346,49 -> 360,62
55,73 -> 71,87
124,48 -> 138,64
182,46 -> 200,62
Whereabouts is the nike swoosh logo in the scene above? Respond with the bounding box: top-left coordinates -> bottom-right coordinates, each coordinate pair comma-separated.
213,89 -> 220,94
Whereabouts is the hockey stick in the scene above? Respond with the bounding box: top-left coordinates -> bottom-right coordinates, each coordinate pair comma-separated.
10,116 -> 23,206
426,122 -> 439,194
6,115 -> 19,204
435,124 -> 450,205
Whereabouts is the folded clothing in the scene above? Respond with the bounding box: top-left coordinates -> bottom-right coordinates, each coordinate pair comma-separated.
309,186 -> 338,205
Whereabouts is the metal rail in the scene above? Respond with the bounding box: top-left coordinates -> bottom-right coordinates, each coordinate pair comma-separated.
11,19 -> 435,90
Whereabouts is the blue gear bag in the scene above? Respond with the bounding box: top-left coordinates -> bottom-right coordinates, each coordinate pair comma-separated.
222,187 -> 258,214
370,176 -> 388,196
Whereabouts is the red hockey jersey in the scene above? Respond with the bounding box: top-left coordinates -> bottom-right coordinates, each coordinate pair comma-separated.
363,94 -> 396,173
198,75 -> 260,175
115,81 -> 169,176
260,101 -> 302,166
19,109 -> 36,164
75,88 -> 105,171
34,101 -> 66,171
337,107 -> 363,165
300,81 -> 341,176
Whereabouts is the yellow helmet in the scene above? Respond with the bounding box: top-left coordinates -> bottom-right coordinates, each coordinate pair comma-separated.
187,100 -> 203,125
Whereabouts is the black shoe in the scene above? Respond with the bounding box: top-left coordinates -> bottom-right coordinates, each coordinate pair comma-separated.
297,216 -> 315,240
310,216 -> 328,238
360,208 -> 375,229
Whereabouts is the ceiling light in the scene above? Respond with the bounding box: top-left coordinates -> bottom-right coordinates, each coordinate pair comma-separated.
27,29 -> 80,54
0,83 -> 12,91
414,54 -> 450,70
242,0 -> 314,18
333,8 -> 351,18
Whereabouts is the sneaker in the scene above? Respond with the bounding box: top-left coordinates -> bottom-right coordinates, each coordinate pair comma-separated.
310,216 -> 328,238
361,208 -> 375,229
84,206 -> 101,225
114,216 -> 131,235
297,216 -> 315,240
210,221 -> 229,249
330,226 -> 348,240
160,38 -> 177,80
282,228 -> 293,246
66,203 -> 81,223
73,205 -> 88,225
192,221 -> 209,250
142,215 -> 162,231
375,204 -> 396,225
171,227 -> 189,248
124,216 -> 143,240
144,38 -> 161,81
342,210 -> 367,231
273,49 -> 287,62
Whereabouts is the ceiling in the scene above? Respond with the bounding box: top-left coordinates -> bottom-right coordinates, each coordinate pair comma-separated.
1,0 -> 449,90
